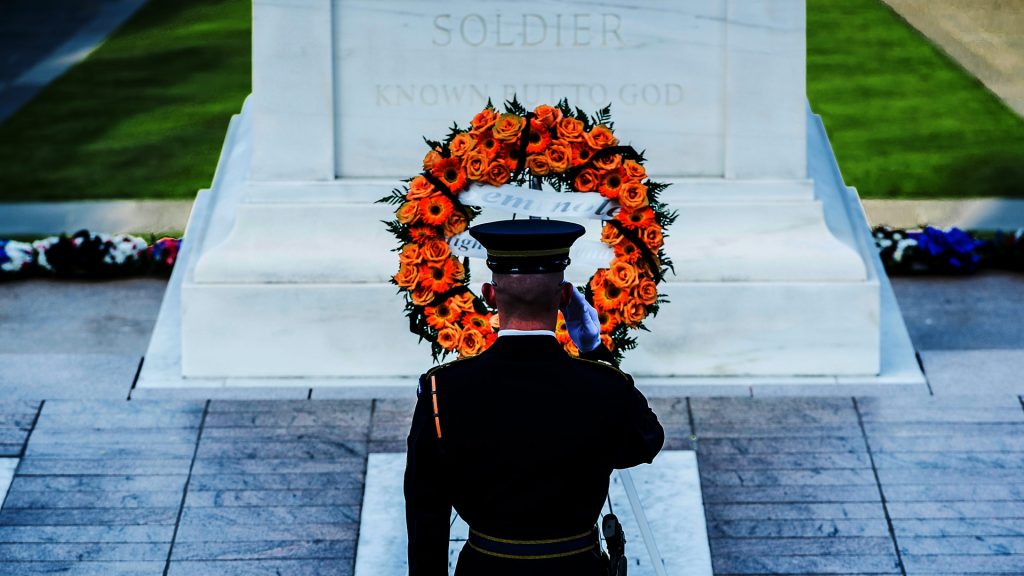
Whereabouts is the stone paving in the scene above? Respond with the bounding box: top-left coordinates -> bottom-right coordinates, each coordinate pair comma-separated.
1,273 -> 1023,573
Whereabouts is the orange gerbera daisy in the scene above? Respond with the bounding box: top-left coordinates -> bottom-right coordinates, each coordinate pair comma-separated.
431,157 -> 467,192
501,144 -> 522,172
408,225 -> 438,244
525,120 -> 551,154
616,207 -> 656,230
597,308 -> 619,332
592,276 -> 628,309
598,170 -> 625,199
419,261 -> 457,293
570,143 -> 594,167
418,196 -> 454,226
465,313 -> 491,334
476,134 -> 500,159
613,238 -> 642,264
425,301 -> 459,330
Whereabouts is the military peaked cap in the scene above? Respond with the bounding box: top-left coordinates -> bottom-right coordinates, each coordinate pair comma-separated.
468,219 -> 585,274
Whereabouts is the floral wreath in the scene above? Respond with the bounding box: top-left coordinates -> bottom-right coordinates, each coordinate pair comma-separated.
379,97 -> 676,365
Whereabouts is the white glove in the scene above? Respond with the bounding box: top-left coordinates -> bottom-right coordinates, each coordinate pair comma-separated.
560,282 -> 601,353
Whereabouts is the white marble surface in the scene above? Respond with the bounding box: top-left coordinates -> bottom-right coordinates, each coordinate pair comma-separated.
354,451 -> 711,576
0,459 -> 17,506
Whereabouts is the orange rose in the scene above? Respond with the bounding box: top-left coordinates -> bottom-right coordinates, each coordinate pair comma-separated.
600,334 -> 615,351
609,260 -> 640,289
525,120 -> 551,154
471,109 -> 498,133
459,328 -> 486,356
640,225 -> 664,249
422,238 -> 451,262
449,292 -> 475,314
584,125 -> 618,150
465,152 -> 488,181
634,278 -> 658,306
485,161 -> 511,186
593,154 -> 621,172
598,170 -> 624,199
573,168 -> 599,192
601,224 -> 623,246
622,300 -> 646,326
449,133 -> 476,158
556,117 -> 585,142
533,104 -> 563,130
492,113 -> 526,142
622,159 -> 646,181
618,182 -> 649,211
407,175 -> 435,200
396,201 -> 418,224
437,325 -> 462,350
411,286 -> 435,307
526,154 -> 550,176
393,261 -> 418,289
489,313 -> 501,331
545,142 -> 571,173
422,149 -> 442,171
443,211 -> 468,237
399,243 -> 422,265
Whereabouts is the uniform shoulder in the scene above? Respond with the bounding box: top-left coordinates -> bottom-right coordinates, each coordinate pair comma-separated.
569,355 -> 632,384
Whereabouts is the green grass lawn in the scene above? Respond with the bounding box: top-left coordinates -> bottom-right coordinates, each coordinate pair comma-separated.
807,0 -> 1024,198
0,0 -> 1021,201
0,0 -> 250,201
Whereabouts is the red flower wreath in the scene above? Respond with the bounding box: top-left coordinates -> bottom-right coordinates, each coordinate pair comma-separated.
379,97 -> 676,365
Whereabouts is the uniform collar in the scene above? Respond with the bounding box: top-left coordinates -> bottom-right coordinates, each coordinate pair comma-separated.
486,331 -> 566,356
497,329 -> 557,338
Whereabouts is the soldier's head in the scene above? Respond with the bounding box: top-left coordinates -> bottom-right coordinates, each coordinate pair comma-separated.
469,219 -> 585,331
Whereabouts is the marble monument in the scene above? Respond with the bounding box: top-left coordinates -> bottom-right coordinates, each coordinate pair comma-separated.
138,0 -> 924,391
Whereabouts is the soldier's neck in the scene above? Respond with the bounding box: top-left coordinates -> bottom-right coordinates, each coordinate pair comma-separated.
497,313 -> 557,332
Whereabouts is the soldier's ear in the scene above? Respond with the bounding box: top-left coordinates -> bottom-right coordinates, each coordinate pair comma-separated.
481,282 -> 497,308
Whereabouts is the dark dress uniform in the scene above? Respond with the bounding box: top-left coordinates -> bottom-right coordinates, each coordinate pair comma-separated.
404,336 -> 665,575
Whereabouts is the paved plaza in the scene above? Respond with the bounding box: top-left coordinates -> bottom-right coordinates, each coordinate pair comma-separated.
0,273 -> 1022,574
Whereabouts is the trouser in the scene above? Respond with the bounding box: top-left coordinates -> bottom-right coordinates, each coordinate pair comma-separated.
454,543 -> 608,576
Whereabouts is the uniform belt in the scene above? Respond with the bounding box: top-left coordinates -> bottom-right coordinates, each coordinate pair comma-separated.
467,526 -> 599,560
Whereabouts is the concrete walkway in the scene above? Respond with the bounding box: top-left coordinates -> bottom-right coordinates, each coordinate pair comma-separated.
882,0 -> 1024,117
0,0 -> 148,124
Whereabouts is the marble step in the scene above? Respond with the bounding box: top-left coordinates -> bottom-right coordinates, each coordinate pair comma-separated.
355,450 -> 712,576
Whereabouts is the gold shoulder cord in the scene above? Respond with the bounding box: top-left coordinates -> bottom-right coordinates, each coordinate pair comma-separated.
430,374 -> 442,440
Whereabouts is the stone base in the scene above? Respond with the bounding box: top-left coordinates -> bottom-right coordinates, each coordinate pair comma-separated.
353,451 -> 713,576
136,99 -> 925,390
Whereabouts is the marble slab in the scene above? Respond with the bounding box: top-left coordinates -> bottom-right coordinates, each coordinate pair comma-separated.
0,459 -> 18,506
355,451 -> 711,576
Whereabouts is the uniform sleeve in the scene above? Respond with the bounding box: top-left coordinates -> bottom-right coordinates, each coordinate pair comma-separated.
580,342 -> 616,364
404,373 -> 452,576
610,373 -> 665,469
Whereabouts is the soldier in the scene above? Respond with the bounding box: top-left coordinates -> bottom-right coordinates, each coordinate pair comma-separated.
405,218 -> 664,576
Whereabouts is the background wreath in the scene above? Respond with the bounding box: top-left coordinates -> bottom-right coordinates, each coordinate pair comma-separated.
379,97 -> 677,365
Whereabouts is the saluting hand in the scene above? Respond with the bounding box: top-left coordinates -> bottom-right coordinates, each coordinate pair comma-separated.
559,282 -> 602,353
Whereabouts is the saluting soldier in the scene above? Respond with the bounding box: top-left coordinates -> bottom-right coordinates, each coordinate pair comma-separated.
404,219 -> 665,575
